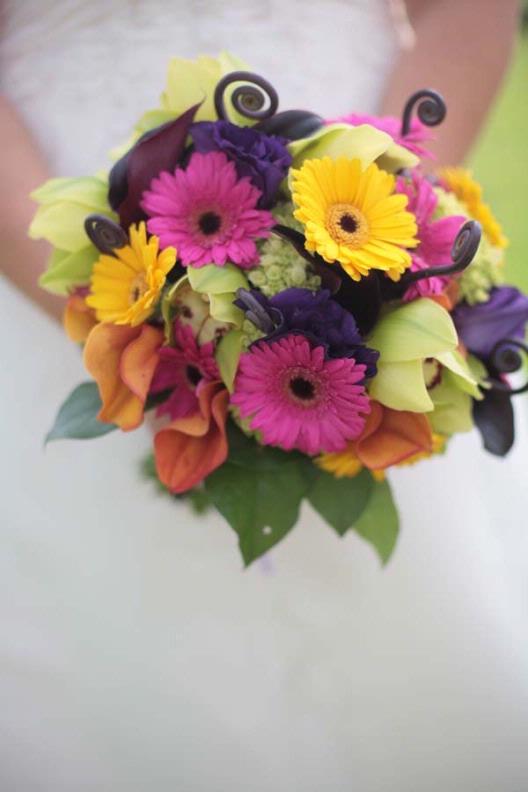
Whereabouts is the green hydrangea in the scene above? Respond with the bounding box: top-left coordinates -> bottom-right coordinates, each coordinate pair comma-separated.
249,202 -> 321,297
434,187 -> 504,305
241,318 -> 265,348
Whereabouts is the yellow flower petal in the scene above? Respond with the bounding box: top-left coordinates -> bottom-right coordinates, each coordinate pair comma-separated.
86,221 -> 176,326
291,157 -> 418,280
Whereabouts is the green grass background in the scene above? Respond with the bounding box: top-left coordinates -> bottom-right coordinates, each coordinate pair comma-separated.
469,30 -> 528,292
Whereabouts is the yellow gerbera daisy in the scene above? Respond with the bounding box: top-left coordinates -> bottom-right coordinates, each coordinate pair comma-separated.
86,222 -> 176,326
316,449 -> 363,478
439,167 -> 508,249
316,450 -> 386,481
291,157 -> 418,282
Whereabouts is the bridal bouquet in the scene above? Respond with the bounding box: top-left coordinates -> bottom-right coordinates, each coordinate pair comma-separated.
31,54 -> 528,565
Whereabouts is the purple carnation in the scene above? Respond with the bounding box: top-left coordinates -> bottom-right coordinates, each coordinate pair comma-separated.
453,286 -> 528,359
237,287 -> 379,379
190,120 -> 292,208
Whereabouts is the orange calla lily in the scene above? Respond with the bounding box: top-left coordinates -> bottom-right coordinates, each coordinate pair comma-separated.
84,323 -> 163,430
154,381 -> 229,494
319,401 -> 433,477
356,402 -> 433,470
63,293 -> 97,343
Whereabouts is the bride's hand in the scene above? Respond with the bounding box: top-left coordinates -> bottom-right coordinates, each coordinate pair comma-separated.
0,94 -> 63,319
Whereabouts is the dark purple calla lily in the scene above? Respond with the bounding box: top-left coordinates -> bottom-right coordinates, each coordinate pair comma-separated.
190,120 -> 291,208
473,388 -> 515,456
452,286 -> 528,360
108,102 -> 201,229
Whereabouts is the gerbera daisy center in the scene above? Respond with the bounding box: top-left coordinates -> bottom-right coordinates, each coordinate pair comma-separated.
289,375 -> 316,401
198,211 -> 222,236
129,273 -> 148,304
326,203 -> 369,248
186,364 -> 203,388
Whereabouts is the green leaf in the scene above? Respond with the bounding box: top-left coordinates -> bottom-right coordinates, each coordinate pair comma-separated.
353,479 -> 399,564
204,425 -> 312,565
46,382 -> 116,443
205,459 -> 309,565
307,469 -> 374,536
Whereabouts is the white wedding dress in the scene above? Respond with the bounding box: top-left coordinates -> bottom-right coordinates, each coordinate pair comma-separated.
1,2 -> 528,791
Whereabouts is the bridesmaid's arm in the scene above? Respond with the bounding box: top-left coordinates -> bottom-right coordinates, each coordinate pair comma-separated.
382,0 -> 519,164
0,94 -> 63,319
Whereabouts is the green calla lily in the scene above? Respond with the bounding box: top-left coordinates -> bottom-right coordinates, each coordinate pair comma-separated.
288,123 -> 418,173
29,175 -> 116,295
368,299 -> 480,413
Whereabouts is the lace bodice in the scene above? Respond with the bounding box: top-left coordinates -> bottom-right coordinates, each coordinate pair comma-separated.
0,0 -> 398,175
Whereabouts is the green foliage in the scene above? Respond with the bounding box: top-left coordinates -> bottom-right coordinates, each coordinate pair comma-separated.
204,425 -> 315,566
46,382 -> 116,443
203,423 -> 400,567
307,469 -> 374,536
353,480 -> 399,565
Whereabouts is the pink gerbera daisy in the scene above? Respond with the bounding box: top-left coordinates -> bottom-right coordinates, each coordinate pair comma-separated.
150,323 -> 219,420
231,334 -> 370,456
396,171 -> 465,301
326,113 -> 434,159
141,151 -> 274,269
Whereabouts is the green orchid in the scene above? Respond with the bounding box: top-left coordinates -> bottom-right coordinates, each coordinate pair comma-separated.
288,123 -> 418,174
29,175 -> 116,294
367,298 -> 482,413
426,354 -> 486,434
186,264 -> 247,327
128,51 -> 251,148
216,329 -> 246,392
161,264 -> 248,390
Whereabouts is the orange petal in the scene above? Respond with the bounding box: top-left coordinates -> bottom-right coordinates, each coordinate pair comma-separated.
357,400 -> 384,442
357,403 -> 433,470
120,325 -> 163,402
84,323 -> 161,431
63,295 -> 97,343
154,382 -> 229,494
